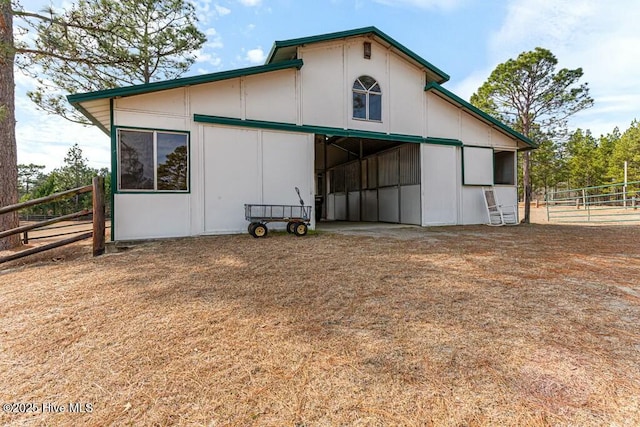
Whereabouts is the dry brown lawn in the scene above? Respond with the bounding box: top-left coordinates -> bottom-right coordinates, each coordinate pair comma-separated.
1,222 -> 639,426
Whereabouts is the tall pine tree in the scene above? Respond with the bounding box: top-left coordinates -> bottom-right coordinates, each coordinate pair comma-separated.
1,0 -> 206,249
0,0 -> 20,249
17,0 -> 206,124
471,47 -> 593,223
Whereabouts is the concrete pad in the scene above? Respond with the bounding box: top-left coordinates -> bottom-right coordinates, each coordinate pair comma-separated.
316,221 -> 432,240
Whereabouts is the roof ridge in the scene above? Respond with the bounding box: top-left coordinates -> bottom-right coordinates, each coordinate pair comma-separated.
265,26 -> 449,84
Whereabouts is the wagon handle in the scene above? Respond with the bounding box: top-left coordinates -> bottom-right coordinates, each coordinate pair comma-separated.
295,187 -> 304,205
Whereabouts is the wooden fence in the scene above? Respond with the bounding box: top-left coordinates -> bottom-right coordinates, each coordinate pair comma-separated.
0,177 -> 105,264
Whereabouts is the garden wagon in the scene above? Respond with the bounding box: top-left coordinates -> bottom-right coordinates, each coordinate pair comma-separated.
244,188 -> 312,238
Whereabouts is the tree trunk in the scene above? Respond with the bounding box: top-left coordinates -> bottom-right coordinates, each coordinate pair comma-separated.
0,0 -> 21,250
523,150 -> 531,224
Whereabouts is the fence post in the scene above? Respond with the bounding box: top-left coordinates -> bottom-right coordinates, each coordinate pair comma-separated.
92,177 -> 105,256
583,188 -> 590,221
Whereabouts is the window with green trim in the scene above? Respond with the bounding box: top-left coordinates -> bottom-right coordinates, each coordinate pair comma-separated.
117,129 -> 189,192
353,75 -> 382,121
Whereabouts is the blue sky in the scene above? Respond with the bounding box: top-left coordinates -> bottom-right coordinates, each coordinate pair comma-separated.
14,0 -> 640,170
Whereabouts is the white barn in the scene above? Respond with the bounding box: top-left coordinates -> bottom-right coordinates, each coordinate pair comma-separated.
68,27 -> 535,241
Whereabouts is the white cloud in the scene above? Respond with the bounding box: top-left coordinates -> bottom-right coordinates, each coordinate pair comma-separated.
484,0 -> 640,135
16,110 -> 110,172
214,4 -> 231,15
201,28 -> 224,53
13,71 -> 110,171
245,47 -> 266,64
372,0 -> 466,11
445,70 -> 487,104
238,0 -> 261,6
192,0 -> 226,25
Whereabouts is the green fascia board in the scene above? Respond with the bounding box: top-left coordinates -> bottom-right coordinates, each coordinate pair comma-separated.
67,59 -> 304,104
424,82 -> 537,148
266,26 -> 450,84
193,114 -> 463,147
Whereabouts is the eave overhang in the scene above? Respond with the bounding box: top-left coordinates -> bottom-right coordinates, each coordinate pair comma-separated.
424,82 -> 537,150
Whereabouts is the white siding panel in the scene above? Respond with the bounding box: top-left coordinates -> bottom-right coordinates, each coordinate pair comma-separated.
245,70 -> 298,123
190,79 -> 242,119
362,190 -> 378,221
203,126 -> 260,233
389,55 -> 423,136
461,112 -> 490,146
327,193 -> 336,220
496,185 -> 518,221
262,131 -> 314,214
461,186 -> 488,225
427,93 -> 460,140
421,144 -> 458,225
114,194 -> 190,240
114,110 -> 188,131
116,88 -> 186,115
300,44 -> 345,127
379,187 -> 399,222
461,186 -> 517,225
334,194 -> 347,220
348,191 -> 360,221
400,184 -> 421,225
491,129 -> 518,149
462,146 -> 493,186
346,38 -> 387,134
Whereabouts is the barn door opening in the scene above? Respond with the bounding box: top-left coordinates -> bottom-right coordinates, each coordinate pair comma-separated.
315,135 -> 420,225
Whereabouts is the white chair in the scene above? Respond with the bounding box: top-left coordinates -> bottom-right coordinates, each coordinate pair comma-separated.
482,187 -> 518,226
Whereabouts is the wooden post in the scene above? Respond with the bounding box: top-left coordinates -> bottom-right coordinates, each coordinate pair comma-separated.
92,176 -> 105,256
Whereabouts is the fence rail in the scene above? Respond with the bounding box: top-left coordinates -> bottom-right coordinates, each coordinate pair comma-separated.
545,181 -> 640,223
0,177 -> 105,264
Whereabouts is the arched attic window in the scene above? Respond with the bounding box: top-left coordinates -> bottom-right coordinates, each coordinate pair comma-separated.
353,75 -> 382,121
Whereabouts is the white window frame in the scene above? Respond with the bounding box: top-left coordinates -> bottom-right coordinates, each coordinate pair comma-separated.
352,75 -> 382,122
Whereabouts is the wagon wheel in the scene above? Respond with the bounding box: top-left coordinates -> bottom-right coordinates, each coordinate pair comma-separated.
293,222 -> 308,237
252,223 -> 268,238
248,222 -> 259,235
286,221 -> 296,234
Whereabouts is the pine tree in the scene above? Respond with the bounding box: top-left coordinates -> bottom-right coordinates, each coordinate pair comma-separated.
0,0 -> 20,249
471,47 -> 593,223
16,0 -> 206,124
1,0 -> 207,249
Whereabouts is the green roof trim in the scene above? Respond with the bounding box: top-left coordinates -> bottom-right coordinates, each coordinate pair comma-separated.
266,26 -> 450,84
67,59 -> 303,104
424,82 -> 537,149
193,114 -> 463,147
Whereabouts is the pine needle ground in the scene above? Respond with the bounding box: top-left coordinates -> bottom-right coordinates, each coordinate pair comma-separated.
1,222 -> 639,426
